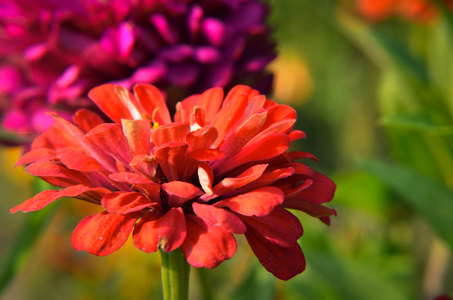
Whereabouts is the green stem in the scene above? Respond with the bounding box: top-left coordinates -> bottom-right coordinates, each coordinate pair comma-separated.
160,248 -> 190,300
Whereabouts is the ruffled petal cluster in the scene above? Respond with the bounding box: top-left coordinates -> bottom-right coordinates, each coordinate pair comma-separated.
11,84 -> 335,280
0,0 -> 275,143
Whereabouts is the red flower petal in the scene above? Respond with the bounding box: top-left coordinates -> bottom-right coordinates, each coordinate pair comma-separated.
260,104 -> 296,131
72,109 -> 105,133
10,185 -> 107,213
220,110 -> 267,158
211,93 -> 248,147
133,84 -> 172,125
240,207 -> 303,247
186,126 -> 218,152
88,84 -> 136,124
154,143 -> 195,181
188,149 -> 224,161
245,227 -> 306,280
193,202 -> 246,234
16,148 -> 56,166
223,85 -> 258,105
181,215 -> 236,269
288,151 -> 318,162
207,164 -> 268,200
57,148 -> 105,172
288,130 -> 306,142
247,119 -> 295,146
175,87 -> 224,124
108,172 -> 160,198
133,207 -> 186,253
296,172 -> 336,204
26,161 -> 92,187
84,123 -> 133,166
152,123 -> 190,146
121,119 -> 151,155
40,113 -> 86,151
71,212 -> 139,256
101,191 -> 155,214
197,87 -> 224,123
216,133 -> 289,174
162,181 -> 203,207
283,198 -> 336,218
215,186 -> 284,217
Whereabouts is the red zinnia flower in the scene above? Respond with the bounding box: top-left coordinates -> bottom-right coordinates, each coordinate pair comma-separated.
11,84 -> 336,280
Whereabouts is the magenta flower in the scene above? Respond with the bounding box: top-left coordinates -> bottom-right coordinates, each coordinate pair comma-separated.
11,84 -> 335,280
0,0 -> 275,144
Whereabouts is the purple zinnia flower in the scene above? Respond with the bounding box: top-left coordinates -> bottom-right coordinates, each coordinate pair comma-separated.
0,0 -> 275,144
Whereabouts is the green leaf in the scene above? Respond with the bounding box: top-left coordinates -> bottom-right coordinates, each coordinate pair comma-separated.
0,179 -> 58,293
360,159 -> 453,250
379,114 -> 453,135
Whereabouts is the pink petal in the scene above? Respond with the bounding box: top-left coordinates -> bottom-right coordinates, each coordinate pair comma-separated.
101,191 -> 155,214
214,187 -> 283,217
245,228 -> 306,280
133,84 -> 171,125
117,22 -> 135,59
240,207 -> 303,247
201,18 -> 225,46
193,202 -> 246,234
57,148 -> 105,172
71,212 -> 139,256
10,185 -> 109,213
162,181 -> 203,207
122,119 -> 151,155
133,207 -> 186,253
181,215 -> 236,269
150,13 -> 178,44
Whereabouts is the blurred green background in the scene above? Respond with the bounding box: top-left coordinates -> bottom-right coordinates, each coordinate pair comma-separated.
1,0 -> 453,299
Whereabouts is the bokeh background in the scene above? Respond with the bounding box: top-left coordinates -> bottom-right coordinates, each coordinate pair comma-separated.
1,0 -> 453,299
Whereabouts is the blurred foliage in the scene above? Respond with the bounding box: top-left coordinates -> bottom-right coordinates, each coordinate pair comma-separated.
1,0 -> 453,299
